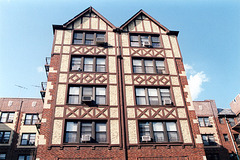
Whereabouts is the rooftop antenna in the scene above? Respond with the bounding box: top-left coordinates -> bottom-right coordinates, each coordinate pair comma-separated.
15,85 -> 28,98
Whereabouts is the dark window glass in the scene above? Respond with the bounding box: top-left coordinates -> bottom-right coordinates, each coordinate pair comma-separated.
0,112 -> 14,123
24,114 -> 38,125
130,35 -> 160,48
73,32 -> 105,45
65,121 -> 107,143
223,134 -> 229,141
21,133 -> 35,146
68,86 -> 106,105
219,118 -> 224,124
96,58 -> 106,72
68,87 -> 80,104
136,88 -> 171,105
228,118 -> 235,127
0,154 -> 6,160
132,59 -> 165,74
0,131 -> 10,144
198,117 -> 210,127
201,134 -> 216,146
71,57 -> 82,71
139,121 -> 178,143
18,155 -> 33,160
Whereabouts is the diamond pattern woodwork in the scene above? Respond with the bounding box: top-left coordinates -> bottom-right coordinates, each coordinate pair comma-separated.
130,48 -> 165,57
136,107 -> 177,119
71,46 -> 107,55
66,106 -> 109,118
133,75 -> 170,86
69,73 -> 107,84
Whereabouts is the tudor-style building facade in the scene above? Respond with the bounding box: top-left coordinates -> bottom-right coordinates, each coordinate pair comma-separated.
36,7 -> 206,160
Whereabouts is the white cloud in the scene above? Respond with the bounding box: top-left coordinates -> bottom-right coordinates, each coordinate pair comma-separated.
37,66 -> 44,73
184,64 -> 208,100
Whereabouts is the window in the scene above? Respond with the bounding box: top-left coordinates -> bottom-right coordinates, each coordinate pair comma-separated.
228,118 -> 235,127
71,57 -> 106,72
139,121 -> 179,142
68,86 -> 106,105
135,88 -> 171,105
130,34 -> 160,48
223,134 -> 229,141
133,59 -> 165,74
73,32 -> 105,45
0,112 -> 14,123
234,134 -> 239,141
198,117 -> 211,127
0,131 -> 10,144
24,114 -> 38,125
64,121 -> 107,143
20,133 -> 36,146
201,134 -> 216,146
0,154 -> 6,160
18,155 -> 33,160
206,154 -> 219,160
219,118 -> 224,124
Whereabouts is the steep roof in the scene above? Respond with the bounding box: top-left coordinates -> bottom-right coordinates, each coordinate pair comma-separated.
218,108 -> 236,116
120,9 -> 169,32
53,6 -> 116,31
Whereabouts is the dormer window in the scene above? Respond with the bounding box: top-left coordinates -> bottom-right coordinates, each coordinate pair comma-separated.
73,32 -> 105,45
130,34 -> 160,48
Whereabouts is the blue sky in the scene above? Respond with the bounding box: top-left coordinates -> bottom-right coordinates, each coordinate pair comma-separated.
0,0 -> 239,108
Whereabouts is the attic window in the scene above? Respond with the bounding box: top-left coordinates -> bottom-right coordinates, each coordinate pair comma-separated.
73,32 -> 105,45
130,34 -> 160,48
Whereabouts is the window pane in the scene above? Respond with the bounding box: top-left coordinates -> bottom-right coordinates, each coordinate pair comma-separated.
96,33 -> 105,38
156,60 -> 165,74
74,33 -> 83,39
18,156 -> 25,160
0,113 -> 7,122
71,57 -> 81,70
148,89 -> 158,96
96,58 -> 105,65
96,132 -> 107,142
139,122 -> 150,136
84,58 -> 93,64
136,97 -> 146,105
152,42 -> 160,48
144,60 -> 154,73
154,132 -> 164,142
153,122 -> 163,131
204,118 -> 210,126
133,59 -> 143,73
65,132 -> 77,143
0,154 -> 6,159
86,33 -> 94,39
96,123 -> 106,132
74,39 -> 82,44
8,113 -> 14,122
130,35 -> 138,41
133,59 -> 141,66
131,42 -> 140,47
66,122 -> 78,131
168,132 -> 178,142
69,87 -> 79,95
198,118 -> 204,127
68,96 -> 79,104
151,36 -> 160,42
96,87 -> 105,95
26,156 -> 33,160
141,36 -> 148,42
166,122 -> 177,131
83,87 -> 93,96
136,88 -> 145,96
96,96 -> 106,105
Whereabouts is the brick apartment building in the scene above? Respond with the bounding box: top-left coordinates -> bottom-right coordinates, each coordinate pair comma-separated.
0,98 -> 43,160
34,7 -> 207,160
193,100 -> 240,160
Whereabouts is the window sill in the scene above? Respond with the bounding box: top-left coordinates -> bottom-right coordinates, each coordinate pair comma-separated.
133,72 -> 169,75
72,44 -> 108,47
66,104 -> 109,107
63,142 -> 109,146
130,46 -> 164,49
136,104 -> 174,107
139,141 -> 183,145
70,71 -> 107,74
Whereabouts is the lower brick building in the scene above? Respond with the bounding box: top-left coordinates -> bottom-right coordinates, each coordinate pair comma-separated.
0,98 -> 43,160
193,100 -> 240,160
